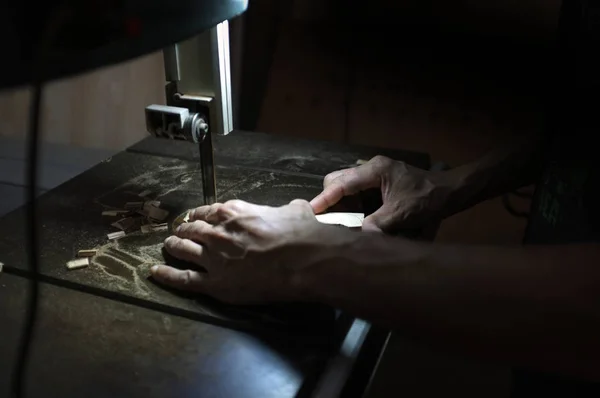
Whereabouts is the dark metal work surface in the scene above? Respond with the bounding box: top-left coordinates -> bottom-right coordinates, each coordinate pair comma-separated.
0,131 -> 431,397
0,150 -> 333,335
0,273 -> 322,398
129,130 -> 431,175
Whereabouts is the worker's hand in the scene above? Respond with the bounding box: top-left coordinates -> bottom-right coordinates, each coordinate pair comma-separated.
151,199 -> 345,304
310,156 -> 452,233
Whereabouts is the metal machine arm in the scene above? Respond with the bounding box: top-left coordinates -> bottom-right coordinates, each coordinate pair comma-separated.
145,21 -> 234,205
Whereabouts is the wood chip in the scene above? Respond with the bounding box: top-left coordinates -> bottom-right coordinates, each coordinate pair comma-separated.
138,189 -> 152,197
148,205 -> 169,222
125,202 -> 144,210
66,258 -> 89,270
143,201 -> 161,212
102,210 -> 129,216
141,223 -> 169,234
151,224 -> 168,232
107,231 -> 126,240
111,217 -> 141,232
77,249 -> 97,258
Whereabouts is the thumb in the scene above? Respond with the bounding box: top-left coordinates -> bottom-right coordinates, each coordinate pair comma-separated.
362,204 -> 398,233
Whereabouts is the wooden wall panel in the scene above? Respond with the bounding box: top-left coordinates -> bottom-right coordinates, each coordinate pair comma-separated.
257,23 -> 348,142
0,51 -> 165,150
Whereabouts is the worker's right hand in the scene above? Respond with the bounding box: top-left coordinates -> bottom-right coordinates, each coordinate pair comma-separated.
310,156 -> 454,233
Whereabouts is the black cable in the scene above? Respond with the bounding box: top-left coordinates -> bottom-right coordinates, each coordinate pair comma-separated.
11,80 -> 43,398
10,9 -> 67,396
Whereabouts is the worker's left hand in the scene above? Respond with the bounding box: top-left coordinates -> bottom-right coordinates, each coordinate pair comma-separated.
151,199 -> 342,304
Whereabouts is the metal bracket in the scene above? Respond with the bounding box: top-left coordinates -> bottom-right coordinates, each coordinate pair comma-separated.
145,104 -> 208,143
144,99 -> 215,205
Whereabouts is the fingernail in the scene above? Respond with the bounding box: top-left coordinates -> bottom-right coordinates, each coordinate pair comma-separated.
164,236 -> 173,244
151,265 -> 160,274
175,225 -> 182,233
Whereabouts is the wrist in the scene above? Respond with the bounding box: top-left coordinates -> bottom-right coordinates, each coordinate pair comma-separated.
433,164 -> 479,219
286,224 -> 361,302
287,228 -> 426,304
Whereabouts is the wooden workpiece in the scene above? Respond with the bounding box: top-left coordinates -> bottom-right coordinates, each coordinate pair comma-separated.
315,212 -> 364,228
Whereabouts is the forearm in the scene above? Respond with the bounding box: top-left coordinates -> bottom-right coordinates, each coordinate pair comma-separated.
294,232 -> 600,380
440,133 -> 545,218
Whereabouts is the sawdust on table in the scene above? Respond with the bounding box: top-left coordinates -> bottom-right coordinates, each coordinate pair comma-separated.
94,164 -> 198,208
88,234 -> 165,298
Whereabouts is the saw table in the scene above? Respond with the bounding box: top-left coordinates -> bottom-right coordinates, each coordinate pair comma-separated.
0,130 -> 430,398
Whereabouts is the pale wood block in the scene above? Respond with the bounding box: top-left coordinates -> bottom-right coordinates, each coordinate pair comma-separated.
77,250 -> 98,258
66,257 -> 89,270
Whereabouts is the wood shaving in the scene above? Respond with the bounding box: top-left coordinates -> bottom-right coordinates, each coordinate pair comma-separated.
141,223 -> 169,234
151,224 -> 168,232
66,257 -> 89,270
143,201 -> 161,211
147,205 -> 169,222
140,225 -> 152,234
77,249 -> 98,257
125,202 -> 144,210
111,217 -> 141,232
102,210 -> 129,216
107,231 -> 126,240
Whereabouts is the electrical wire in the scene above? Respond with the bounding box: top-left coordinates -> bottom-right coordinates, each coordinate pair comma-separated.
10,7 -> 68,396
11,80 -> 43,398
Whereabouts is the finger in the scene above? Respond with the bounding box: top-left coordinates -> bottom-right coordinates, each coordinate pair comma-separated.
176,220 -> 230,250
362,204 -> 397,233
310,166 -> 381,214
163,236 -> 211,269
151,265 -> 210,294
190,200 -> 251,224
322,169 -> 345,188
188,204 -> 223,224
